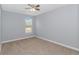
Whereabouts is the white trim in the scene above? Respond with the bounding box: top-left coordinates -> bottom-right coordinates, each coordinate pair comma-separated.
35,35 -> 79,52
1,35 -> 35,44
1,35 -> 79,52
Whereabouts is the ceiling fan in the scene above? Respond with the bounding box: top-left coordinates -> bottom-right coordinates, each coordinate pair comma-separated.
25,4 -> 40,12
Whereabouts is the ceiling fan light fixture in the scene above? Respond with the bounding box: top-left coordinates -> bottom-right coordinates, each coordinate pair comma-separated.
25,4 -> 40,12
30,8 -> 36,12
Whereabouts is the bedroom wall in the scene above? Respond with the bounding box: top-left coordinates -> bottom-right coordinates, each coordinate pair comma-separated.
0,5 -> 2,52
0,6 -> 1,42
2,11 -> 35,42
76,5 -> 79,48
35,5 -> 79,49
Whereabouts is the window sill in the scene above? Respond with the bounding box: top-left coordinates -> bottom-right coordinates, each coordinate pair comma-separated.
25,32 -> 33,35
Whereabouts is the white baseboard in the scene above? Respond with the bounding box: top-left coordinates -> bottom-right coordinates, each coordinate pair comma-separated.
1,35 -> 35,44
35,36 -> 79,52
1,35 -> 79,52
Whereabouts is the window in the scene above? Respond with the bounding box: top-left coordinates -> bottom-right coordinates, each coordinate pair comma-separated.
25,17 -> 32,33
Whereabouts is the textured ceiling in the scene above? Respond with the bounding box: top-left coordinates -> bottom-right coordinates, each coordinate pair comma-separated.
1,4 -> 68,16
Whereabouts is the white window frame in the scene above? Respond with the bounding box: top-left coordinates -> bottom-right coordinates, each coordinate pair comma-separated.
25,17 -> 32,34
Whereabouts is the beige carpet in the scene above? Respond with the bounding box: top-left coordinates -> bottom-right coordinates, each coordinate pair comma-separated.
1,37 -> 79,55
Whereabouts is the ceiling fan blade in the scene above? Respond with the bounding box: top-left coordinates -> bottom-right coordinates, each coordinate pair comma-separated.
35,8 -> 40,11
35,5 -> 40,7
28,4 -> 34,7
28,4 -> 40,7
